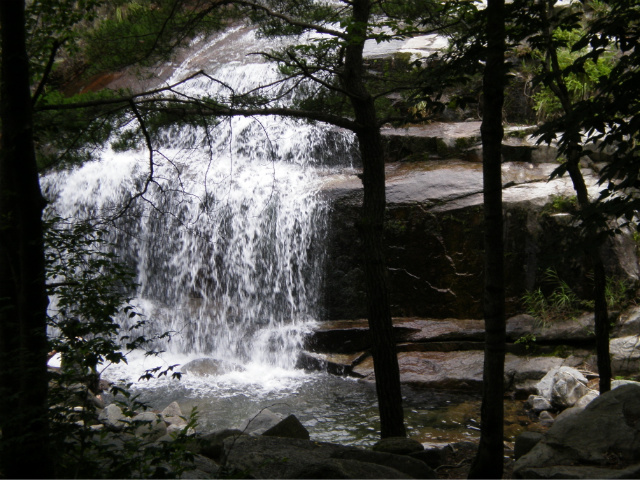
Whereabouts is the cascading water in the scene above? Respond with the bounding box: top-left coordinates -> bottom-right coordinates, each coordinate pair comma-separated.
44,25 -> 355,373
42,25 -> 493,446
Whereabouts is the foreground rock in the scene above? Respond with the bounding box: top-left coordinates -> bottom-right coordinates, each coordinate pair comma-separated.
514,384 -> 640,478
221,435 -> 436,479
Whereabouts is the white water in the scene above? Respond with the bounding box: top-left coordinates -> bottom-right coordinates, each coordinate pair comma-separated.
44,26 -> 354,376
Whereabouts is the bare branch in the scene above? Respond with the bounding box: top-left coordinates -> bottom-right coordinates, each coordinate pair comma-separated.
32,38 -> 65,107
233,0 -> 347,39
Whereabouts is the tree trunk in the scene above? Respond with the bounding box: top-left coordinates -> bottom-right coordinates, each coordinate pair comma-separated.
565,155 -> 611,393
468,0 -> 506,477
341,0 -> 406,438
0,0 -> 52,477
540,0 -> 611,392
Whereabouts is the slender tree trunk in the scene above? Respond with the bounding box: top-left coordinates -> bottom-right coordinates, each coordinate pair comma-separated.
541,0 -> 611,393
565,154 -> 611,393
468,0 -> 506,477
0,1 -> 52,477
341,0 -> 406,438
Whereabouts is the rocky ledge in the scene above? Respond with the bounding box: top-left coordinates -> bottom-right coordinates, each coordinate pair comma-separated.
300,306 -> 640,395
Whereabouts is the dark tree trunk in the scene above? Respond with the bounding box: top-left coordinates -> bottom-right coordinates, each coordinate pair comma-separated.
0,0 -> 52,477
468,0 -> 506,477
341,0 -> 406,438
540,0 -> 611,394
565,155 -> 611,393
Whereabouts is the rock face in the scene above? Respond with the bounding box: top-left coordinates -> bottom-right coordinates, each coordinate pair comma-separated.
513,384 -> 640,479
322,157 -> 639,320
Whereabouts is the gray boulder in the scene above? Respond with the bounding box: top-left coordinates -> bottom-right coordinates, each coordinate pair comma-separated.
514,431 -> 544,460
526,395 -> 552,413
99,403 -> 126,430
181,358 -> 244,376
610,335 -> 640,376
132,411 -> 167,441
162,401 -> 186,426
514,384 -> 640,478
262,414 -> 310,440
536,366 -> 590,409
238,408 -> 283,435
372,437 -> 424,455
222,435 -> 436,479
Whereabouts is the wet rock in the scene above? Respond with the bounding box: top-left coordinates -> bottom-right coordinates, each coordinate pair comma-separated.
372,437 -> 424,455
239,408 -> 283,435
296,350 -> 368,374
514,384 -> 640,478
222,435 -> 436,479
355,351 -> 564,391
353,351 -> 485,391
526,395 -> 552,413
262,414 -> 310,440
514,431 -> 544,460
181,358 -> 244,376
181,454 -> 220,479
323,161 -> 638,321
196,428 -> 245,461
538,411 -> 555,427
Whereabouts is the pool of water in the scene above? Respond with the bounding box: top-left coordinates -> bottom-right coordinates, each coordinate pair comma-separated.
98,351 -> 532,447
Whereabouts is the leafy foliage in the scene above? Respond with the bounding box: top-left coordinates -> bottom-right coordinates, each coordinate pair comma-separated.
44,216 -> 194,478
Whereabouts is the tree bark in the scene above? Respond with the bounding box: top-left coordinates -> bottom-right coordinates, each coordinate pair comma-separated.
0,0 -> 52,477
468,0 -> 506,477
540,0 -> 611,394
341,0 -> 406,438
565,154 -> 611,393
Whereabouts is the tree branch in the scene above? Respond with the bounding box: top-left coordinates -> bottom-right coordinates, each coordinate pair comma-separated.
32,38 -> 65,107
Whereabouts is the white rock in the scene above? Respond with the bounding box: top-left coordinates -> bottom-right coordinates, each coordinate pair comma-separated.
98,403 -> 126,429
539,410 -> 555,427
527,394 -> 553,413
574,390 -> 599,408
161,401 -> 186,426
551,369 -> 590,409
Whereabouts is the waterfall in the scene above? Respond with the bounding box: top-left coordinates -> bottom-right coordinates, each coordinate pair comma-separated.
43,25 -> 355,370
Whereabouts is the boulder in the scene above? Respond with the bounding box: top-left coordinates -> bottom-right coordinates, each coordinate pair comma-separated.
196,429 -> 245,461
526,395 -> 552,413
514,384 -> 640,478
181,454 -> 220,479
538,411 -> 555,427
514,431 -> 544,460
613,306 -> 640,337
132,411 -> 167,441
222,435 -> 436,479
535,366 -> 590,409
551,368 -> 591,409
181,358 -> 244,376
98,403 -> 126,430
161,401 -> 186,426
610,335 -> 640,376
372,437 -> 424,455
262,414 -> 310,440
239,408 -> 284,435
